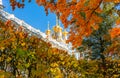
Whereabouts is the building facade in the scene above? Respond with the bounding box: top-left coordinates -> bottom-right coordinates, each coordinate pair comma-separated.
0,0 -> 81,60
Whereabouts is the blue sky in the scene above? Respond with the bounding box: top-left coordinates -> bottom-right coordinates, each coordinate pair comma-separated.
3,0 -> 62,32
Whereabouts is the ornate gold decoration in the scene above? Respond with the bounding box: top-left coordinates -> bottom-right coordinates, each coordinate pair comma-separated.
46,21 -> 51,36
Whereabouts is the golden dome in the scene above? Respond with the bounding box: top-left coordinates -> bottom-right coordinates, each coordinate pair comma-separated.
62,29 -> 68,36
46,30 -> 51,35
53,25 -> 59,32
58,26 -> 62,32
53,15 -> 62,32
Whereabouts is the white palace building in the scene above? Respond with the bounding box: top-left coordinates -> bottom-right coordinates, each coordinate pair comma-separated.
0,0 -> 81,60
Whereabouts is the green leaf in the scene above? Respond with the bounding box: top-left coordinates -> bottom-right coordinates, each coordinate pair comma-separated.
16,48 -> 27,57
84,0 -> 90,6
25,63 -> 30,68
80,12 -> 86,20
103,2 -> 115,12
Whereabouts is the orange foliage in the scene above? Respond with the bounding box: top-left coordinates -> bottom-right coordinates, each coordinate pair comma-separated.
110,27 -> 120,38
9,0 -> 119,47
116,18 -> 120,25
35,0 -> 104,47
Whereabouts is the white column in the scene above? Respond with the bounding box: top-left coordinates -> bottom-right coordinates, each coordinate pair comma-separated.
0,0 -> 2,5
0,0 -> 3,9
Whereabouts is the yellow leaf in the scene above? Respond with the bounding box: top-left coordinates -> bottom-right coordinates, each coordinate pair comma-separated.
0,74 -> 4,78
0,47 -> 5,51
21,42 -> 25,46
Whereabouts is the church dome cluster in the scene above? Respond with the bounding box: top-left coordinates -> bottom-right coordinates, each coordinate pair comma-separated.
46,15 -> 68,43
0,0 -> 80,60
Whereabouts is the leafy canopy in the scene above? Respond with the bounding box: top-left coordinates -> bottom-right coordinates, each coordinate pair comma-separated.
9,0 -> 120,47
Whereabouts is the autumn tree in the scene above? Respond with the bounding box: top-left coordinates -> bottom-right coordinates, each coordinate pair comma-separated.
79,2 -> 118,59
1,18 -> 117,78
77,2 -> 120,77
0,19 -> 99,78
0,20 -> 38,77
5,0 -> 120,77
9,0 -> 120,47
